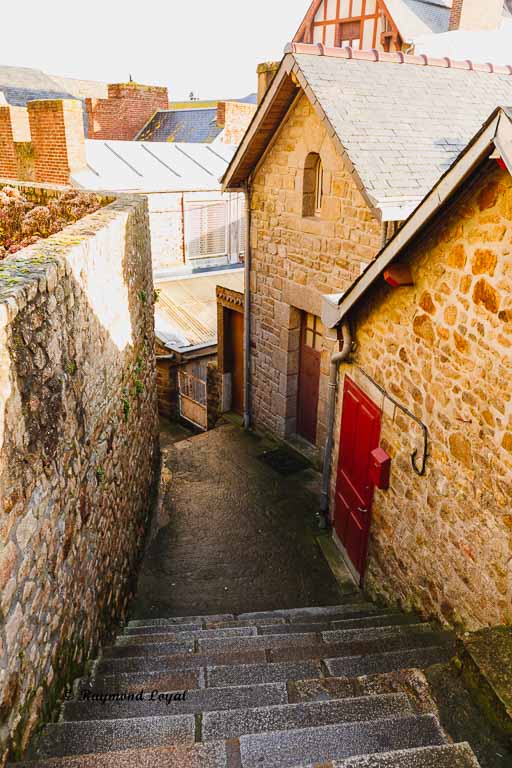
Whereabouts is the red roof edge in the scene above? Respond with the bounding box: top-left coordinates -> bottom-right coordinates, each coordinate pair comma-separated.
284,42 -> 512,76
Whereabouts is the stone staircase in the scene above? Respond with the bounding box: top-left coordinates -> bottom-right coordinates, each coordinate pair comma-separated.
17,602 -> 481,768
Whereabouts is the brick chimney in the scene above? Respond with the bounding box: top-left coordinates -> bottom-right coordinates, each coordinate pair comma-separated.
85,82 -> 169,140
0,105 -> 32,179
449,0 -> 503,31
27,99 -> 86,185
257,62 -> 280,104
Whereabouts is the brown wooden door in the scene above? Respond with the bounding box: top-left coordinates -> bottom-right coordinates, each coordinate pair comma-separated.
297,313 -> 322,445
228,310 -> 244,415
334,377 -> 381,580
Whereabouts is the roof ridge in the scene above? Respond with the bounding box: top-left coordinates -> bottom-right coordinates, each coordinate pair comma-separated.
286,42 -> 512,76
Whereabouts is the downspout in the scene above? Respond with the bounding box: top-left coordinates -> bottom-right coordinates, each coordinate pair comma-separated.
243,181 -> 252,429
320,321 -> 352,523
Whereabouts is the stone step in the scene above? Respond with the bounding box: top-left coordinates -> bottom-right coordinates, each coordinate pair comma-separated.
196,623 -> 434,654
201,693 -> 413,741
238,714 -> 447,768
127,614 -> 235,628
307,742 -> 480,767
206,660 -> 323,688
268,629 -> 448,664
95,649 -> 268,676
125,617 -> 286,635
29,714 -> 196,759
115,626 -> 257,645
237,603 -> 383,623
123,622 -> 203,635
85,667 -> 205,694
256,615 -> 416,635
63,682 -> 287,722
102,640 -> 195,659
324,646 -> 451,678
12,742 -> 229,768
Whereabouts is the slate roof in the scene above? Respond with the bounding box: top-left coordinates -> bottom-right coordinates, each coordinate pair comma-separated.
0,65 -> 75,106
137,107 -> 222,143
223,46 -> 512,220
72,139 -> 236,192
384,0 -> 451,39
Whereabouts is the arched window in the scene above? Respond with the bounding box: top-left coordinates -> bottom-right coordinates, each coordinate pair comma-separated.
303,153 -> 323,218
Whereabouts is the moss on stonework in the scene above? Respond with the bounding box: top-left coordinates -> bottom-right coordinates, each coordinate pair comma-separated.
459,626 -> 512,739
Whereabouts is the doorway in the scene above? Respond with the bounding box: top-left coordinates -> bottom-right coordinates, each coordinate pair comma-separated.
225,309 -> 244,415
297,312 -> 322,445
334,376 -> 381,582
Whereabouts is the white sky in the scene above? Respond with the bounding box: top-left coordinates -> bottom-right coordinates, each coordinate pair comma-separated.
2,1 -> 306,100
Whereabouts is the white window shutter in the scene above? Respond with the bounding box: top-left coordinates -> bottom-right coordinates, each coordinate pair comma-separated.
186,201 -> 227,259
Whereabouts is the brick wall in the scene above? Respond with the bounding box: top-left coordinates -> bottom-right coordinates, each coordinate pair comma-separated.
249,92 -> 383,448
27,99 -> 86,185
217,101 -> 257,146
85,83 -> 169,140
332,162 -> 512,630
0,107 -> 18,178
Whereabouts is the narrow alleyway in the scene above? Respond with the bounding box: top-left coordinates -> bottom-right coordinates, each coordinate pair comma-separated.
130,423 -> 351,619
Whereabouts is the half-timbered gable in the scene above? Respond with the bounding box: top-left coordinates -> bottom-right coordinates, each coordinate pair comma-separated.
294,0 -> 511,53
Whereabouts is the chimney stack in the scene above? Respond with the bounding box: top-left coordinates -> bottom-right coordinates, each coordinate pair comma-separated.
257,62 -> 280,104
85,82 -> 169,140
27,99 -> 86,185
449,0 -> 503,31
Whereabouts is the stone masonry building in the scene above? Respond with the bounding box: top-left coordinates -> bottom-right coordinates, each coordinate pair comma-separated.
222,44 -> 512,629
325,107 -> 512,630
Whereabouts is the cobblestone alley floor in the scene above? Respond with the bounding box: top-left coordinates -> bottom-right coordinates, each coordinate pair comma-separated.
129,422 -> 352,619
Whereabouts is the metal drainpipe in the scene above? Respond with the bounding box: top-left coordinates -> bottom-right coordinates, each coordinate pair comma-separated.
243,181 -> 252,430
320,321 -> 352,522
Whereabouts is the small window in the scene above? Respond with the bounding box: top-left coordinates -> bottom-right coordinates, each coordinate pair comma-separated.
303,313 -> 324,351
336,20 -> 362,48
186,201 -> 227,260
303,153 -> 324,218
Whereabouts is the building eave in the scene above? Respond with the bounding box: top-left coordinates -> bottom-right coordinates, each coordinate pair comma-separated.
323,107 -> 511,328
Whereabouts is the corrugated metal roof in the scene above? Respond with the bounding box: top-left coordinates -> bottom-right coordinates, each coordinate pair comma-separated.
155,268 -> 244,352
72,139 -> 237,192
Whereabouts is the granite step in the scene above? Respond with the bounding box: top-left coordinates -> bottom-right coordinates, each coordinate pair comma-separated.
268,630 -> 449,664
237,604 -> 383,622
63,682 -> 288,721
124,617 -> 286,635
256,616 -> 417,635
29,714 -> 196,759
238,714 -> 447,768
13,742 -> 229,768
306,742 -> 480,767
127,614 -> 235,628
324,646 -> 452,678
201,694 -> 413,741
95,649 -> 269,676
82,667 -> 205,694
115,626 -> 257,645
206,660 -> 323,688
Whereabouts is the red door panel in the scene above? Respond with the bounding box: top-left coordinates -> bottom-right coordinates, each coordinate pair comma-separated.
334,377 -> 381,579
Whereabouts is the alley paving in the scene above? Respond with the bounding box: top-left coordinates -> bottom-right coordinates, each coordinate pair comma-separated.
129,423 -> 349,619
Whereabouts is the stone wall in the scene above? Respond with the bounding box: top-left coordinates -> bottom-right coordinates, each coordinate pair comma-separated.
333,161 -> 512,630
249,92 -> 383,448
0,182 -> 159,763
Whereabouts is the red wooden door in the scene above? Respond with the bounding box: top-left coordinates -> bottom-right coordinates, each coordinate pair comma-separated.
230,311 -> 244,415
334,377 -> 381,580
297,313 -> 322,445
